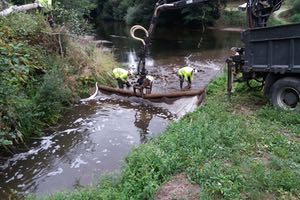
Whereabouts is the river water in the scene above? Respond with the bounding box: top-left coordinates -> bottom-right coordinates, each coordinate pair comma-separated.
0,22 -> 241,199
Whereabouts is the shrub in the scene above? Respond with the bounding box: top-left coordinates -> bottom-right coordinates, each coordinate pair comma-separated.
290,13 -> 300,22
0,13 -> 48,41
221,10 -> 248,27
0,12 -> 116,152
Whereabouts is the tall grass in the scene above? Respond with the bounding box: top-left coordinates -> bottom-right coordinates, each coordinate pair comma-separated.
0,13 -> 117,152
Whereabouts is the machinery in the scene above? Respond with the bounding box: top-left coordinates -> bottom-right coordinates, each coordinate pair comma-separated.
130,0 -> 300,109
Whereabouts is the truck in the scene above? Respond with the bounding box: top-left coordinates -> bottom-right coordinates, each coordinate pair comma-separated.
227,21 -> 300,110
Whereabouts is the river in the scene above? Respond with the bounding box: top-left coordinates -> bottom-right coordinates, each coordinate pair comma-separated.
0,21 -> 242,199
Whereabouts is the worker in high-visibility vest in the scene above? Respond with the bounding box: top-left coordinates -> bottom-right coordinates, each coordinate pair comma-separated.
112,68 -> 132,88
177,66 -> 195,89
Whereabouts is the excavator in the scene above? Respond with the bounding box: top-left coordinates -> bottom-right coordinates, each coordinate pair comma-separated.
129,0 -> 300,109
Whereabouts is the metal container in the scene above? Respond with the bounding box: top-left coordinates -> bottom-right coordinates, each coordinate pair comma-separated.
242,23 -> 300,74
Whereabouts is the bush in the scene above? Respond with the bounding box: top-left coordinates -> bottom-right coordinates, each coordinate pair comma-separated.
220,10 -> 248,27
290,13 -> 300,22
52,5 -> 93,35
125,5 -> 143,25
0,13 -> 49,40
267,16 -> 285,26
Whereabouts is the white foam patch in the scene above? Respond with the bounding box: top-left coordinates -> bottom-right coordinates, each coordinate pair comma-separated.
146,58 -> 154,67
127,50 -> 137,69
47,168 -> 63,176
16,174 -> 23,179
185,56 -> 221,71
157,113 -> 167,118
102,149 -> 108,153
2,135 -> 55,167
71,155 -> 88,169
60,128 -> 79,135
110,34 -> 128,39
74,118 -> 84,124
126,135 -> 134,140
17,184 -> 26,188
5,176 -> 15,183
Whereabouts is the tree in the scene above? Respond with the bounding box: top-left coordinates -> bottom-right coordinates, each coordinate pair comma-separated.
95,0 -> 228,26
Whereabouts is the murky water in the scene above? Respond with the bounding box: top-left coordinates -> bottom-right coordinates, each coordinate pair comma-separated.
0,21 -> 242,199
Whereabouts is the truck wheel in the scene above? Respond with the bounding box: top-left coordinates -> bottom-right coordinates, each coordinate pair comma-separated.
270,77 -> 300,110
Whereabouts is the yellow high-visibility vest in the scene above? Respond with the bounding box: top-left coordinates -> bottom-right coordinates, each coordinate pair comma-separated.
113,68 -> 129,82
178,67 -> 194,81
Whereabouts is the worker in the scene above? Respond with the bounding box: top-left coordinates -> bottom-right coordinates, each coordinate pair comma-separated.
112,68 -> 131,89
177,66 -> 195,90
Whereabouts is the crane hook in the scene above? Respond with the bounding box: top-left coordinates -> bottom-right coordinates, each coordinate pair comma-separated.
130,25 -> 149,46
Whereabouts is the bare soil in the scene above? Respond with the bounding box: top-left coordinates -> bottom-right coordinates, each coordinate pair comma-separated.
155,173 -> 200,200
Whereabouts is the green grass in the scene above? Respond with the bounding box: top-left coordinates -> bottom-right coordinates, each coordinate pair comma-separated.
33,76 -> 300,200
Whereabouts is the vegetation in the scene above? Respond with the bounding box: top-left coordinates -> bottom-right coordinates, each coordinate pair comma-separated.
7,0 -> 96,35
289,0 -> 300,22
0,12 -> 116,152
216,9 -> 248,28
95,0 -> 227,26
33,76 -> 300,200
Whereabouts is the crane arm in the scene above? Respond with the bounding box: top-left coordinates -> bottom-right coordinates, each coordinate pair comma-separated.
131,0 -> 284,88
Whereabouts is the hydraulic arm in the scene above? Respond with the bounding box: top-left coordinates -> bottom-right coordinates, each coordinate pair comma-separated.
130,0 -> 284,94
130,0 -> 208,87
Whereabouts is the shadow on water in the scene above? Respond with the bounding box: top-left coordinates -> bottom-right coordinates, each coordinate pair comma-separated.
0,21 -> 242,199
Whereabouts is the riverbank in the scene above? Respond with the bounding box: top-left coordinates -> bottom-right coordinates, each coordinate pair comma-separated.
34,76 -> 300,199
0,13 -> 116,155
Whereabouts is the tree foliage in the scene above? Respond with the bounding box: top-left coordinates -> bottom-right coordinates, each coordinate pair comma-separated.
95,0 -> 227,26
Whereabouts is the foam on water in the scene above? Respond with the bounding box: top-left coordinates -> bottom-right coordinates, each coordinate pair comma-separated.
70,155 -> 88,169
185,55 -> 221,71
47,168 -> 63,177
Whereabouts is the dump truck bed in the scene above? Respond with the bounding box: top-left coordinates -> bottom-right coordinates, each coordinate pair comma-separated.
242,23 -> 300,74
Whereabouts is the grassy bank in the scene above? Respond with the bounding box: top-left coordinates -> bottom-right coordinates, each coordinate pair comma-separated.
0,13 -> 116,153
35,76 -> 300,199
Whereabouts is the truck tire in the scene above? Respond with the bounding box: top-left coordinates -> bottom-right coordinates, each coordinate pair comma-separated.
270,77 -> 300,110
